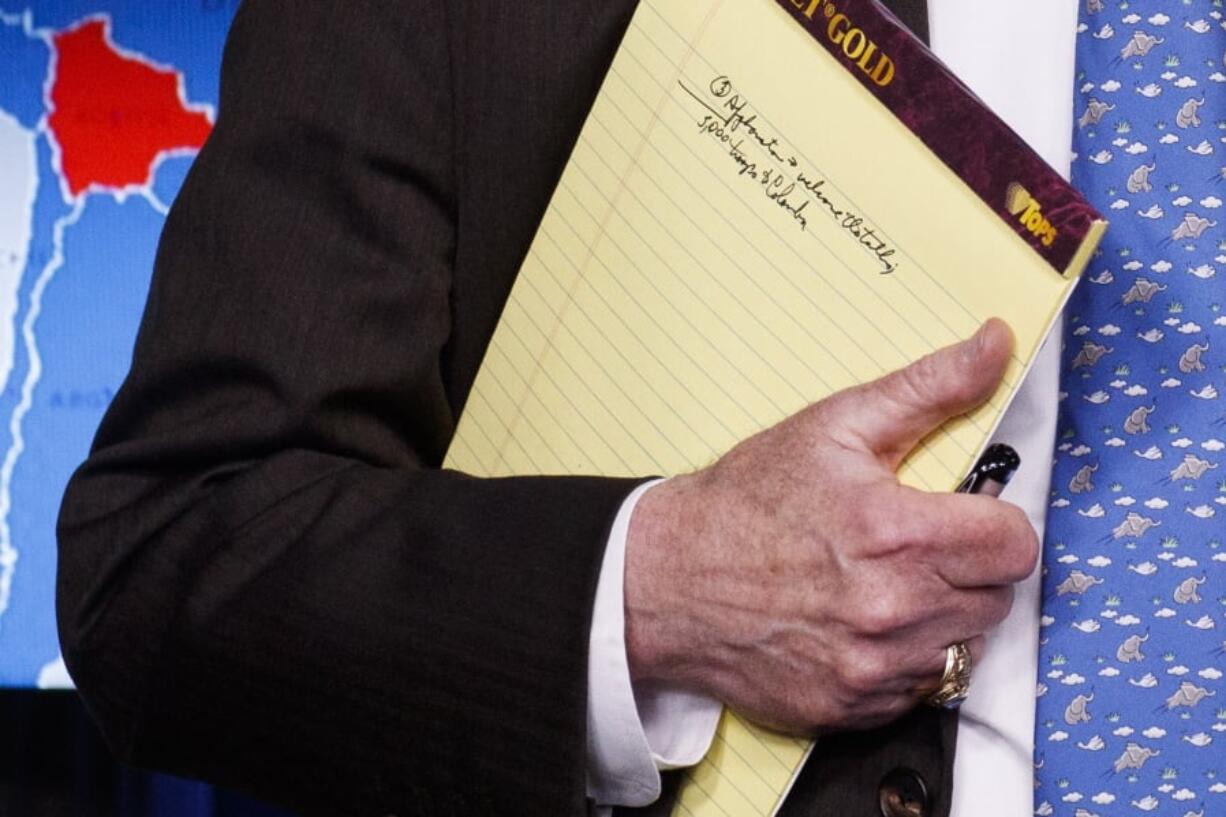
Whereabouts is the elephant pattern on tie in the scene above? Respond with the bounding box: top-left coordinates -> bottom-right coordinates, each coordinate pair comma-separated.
1035,2 -> 1225,816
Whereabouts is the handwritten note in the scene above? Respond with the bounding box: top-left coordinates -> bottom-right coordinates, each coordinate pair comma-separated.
443,1 -> 1095,814
680,74 -> 901,274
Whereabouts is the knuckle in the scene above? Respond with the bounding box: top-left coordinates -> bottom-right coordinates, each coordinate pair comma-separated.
834,695 -> 911,731
886,498 -> 947,561
902,500 -> 944,551
900,349 -> 976,411
844,499 -> 887,551
852,592 -> 911,637
839,650 -> 895,692
857,500 -> 919,555
895,355 -> 943,408
878,695 -> 919,725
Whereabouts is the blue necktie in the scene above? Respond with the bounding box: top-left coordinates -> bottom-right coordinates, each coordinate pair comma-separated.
1034,5 -> 1224,816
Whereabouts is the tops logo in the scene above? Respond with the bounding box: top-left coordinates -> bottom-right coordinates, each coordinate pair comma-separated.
1006,183 -> 1059,248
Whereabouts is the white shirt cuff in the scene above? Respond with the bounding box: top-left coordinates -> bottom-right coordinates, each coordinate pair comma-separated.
586,478 -> 723,809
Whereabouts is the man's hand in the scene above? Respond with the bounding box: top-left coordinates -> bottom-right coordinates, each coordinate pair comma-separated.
623,319 -> 1038,733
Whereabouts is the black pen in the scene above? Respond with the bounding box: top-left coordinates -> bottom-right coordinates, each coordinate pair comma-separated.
956,443 -> 1021,498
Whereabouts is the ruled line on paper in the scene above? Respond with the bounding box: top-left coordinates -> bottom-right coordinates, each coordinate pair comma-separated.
633,2 -> 1028,373
462,0 -> 1010,489
559,76 -> 977,477
443,1 -> 1081,813
541,207 -> 769,436
496,310 -> 639,473
529,237 -> 724,465
515,259 -> 700,469
625,40 -> 959,345
587,61 -> 1011,448
473,3 -> 1000,485
607,35 -> 1017,423
564,119 -> 965,480
478,14 -> 693,472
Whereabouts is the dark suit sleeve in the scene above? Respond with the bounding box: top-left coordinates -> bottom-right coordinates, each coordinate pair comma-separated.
55,2 -> 641,814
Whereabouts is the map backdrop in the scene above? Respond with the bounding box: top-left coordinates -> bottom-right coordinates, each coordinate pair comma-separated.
0,1 -> 238,687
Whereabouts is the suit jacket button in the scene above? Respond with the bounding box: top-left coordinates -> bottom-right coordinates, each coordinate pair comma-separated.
877,767 -> 930,817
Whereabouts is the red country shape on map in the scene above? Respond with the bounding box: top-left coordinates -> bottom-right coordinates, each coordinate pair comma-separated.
48,18 -> 212,197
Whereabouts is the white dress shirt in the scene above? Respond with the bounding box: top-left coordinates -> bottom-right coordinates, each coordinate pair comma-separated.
585,4 -> 1077,814
930,5 -> 1077,817
587,479 -> 723,809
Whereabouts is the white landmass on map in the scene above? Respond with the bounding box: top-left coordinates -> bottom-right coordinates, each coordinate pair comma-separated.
0,106 -> 36,618
0,108 -> 33,422
37,652 -> 73,688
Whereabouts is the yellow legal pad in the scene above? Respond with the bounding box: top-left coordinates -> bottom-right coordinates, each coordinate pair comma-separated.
443,1 -> 1105,814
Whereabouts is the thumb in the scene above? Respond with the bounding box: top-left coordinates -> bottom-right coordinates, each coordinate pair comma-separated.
822,319 -> 1014,468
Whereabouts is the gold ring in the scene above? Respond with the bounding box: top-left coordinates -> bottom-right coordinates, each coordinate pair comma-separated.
923,642 -> 972,709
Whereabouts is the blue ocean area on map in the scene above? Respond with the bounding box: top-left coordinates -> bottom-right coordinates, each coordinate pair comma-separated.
0,133 -> 70,684
0,18 -> 48,129
153,155 -> 196,208
3,194 -> 163,683
0,2 -> 236,687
